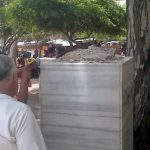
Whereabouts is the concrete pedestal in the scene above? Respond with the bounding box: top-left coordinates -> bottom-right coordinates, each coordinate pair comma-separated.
40,57 -> 134,150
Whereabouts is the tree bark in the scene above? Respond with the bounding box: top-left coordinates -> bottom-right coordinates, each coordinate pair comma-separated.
9,40 -> 18,63
127,0 -> 150,129
66,33 -> 73,51
127,0 -> 150,149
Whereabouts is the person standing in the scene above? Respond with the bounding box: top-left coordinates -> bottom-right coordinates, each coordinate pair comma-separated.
0,54 -> 47,150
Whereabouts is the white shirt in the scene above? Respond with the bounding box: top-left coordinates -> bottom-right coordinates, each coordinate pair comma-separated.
0,94 -> 47,150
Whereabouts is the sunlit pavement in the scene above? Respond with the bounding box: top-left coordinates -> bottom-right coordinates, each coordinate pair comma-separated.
28,79 -> 39,94
28,79 -> 41,123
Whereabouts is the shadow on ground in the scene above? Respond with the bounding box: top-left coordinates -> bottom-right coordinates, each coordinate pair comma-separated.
134,95 -> 150,150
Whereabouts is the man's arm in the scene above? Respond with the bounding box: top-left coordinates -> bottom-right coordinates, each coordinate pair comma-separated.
16,79 -> 29,104
15,65 -> 31,103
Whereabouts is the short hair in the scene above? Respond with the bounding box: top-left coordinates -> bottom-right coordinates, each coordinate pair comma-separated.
0,55 -> 15,80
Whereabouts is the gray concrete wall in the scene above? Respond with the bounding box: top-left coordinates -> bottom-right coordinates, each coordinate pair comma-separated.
122,58 -> 134,150
40,58 -> 134,150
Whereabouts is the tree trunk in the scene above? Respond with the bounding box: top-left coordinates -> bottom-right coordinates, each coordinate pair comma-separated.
127,0 -> 150,149
9,40 -> 18,63
68,35 -> 73,50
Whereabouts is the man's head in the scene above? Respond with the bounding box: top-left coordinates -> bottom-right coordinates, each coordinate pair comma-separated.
0,55 -> 18,97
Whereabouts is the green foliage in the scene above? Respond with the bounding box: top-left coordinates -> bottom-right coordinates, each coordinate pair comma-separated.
6,0 -> 36,33
6,0 -> 126,42
19,31 -> 53,42
0,0 -> 17,53
0,0 -> 14,40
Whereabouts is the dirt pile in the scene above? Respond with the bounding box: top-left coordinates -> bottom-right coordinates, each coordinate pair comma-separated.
56,46 -> 125,63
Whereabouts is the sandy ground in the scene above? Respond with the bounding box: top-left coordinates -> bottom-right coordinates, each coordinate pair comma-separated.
27,79 -> 40,120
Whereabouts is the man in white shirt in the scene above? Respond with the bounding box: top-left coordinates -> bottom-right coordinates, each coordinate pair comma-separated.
0,54 -> 47,150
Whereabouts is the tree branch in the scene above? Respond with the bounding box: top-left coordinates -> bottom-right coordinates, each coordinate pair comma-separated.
73,31 -> 93,41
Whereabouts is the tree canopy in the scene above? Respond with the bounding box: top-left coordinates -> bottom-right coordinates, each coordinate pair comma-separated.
5,0 -> 126,44
0,0 -> 21,53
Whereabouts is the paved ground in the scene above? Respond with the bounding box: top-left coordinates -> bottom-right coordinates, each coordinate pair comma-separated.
28,79 -> 40,120
28,79 -> 39,90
